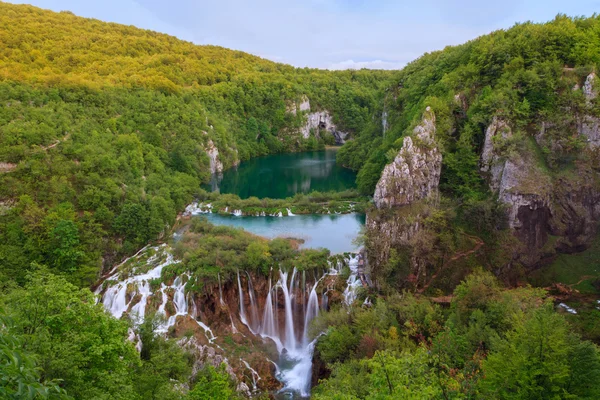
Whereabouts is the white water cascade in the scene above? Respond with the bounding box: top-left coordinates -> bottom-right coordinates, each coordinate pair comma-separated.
237,266 -> 346,397
98,245 -> 215,342
100,243 -> 363,398
343,254 -> 361,306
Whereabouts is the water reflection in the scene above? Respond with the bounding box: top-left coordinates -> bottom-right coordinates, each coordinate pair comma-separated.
205,150 -> 357,199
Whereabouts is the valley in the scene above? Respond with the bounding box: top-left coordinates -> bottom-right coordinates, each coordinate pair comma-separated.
1,2 -> 600,399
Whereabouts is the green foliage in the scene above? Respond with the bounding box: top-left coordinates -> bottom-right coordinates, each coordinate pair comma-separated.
0,2 -> 391,288
313,271 -> 600,399
133,315 -> 192,400
2,270 -> 140,399
481,304 -> 600,399
0,315 -> 70,399
346,14 -> 600,196
187,365 -> 238,400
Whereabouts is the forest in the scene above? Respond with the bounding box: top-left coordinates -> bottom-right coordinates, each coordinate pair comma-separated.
1,2 -> 600,399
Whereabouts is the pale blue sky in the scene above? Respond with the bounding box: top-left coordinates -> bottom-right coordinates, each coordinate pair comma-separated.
5,0 -> 600,69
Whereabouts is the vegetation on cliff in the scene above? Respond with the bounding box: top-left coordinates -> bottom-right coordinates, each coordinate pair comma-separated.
0,2 -> 392,287
1,2 -> 600,399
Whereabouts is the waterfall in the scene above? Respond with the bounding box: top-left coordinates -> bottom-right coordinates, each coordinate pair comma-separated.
343,255 -> 361,305
241,359 -> 261,391
237,271 -> 249,328
279,270 -> 297,352
246,271 -> 260,331
218,273 -> 225,306
303,282 -> 319,347
261,278 -> 277,336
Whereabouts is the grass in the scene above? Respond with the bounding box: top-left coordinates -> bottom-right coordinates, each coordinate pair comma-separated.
529,234 -> 600,294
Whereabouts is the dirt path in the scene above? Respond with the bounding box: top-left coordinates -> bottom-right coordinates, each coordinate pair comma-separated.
417,235 -> 484,294
40,133 -> 71,151
568,275 -> 597,288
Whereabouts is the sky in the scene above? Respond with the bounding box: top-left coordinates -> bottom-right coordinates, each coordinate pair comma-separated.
5,0 -> 600,70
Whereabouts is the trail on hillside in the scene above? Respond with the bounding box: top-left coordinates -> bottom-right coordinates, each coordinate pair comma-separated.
418,235 -> 484,294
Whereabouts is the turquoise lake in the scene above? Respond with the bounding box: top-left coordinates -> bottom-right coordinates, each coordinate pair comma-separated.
198,212 -> 365,254
204,149 -> 357,199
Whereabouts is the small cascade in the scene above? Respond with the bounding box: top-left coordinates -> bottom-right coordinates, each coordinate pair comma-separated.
237,271 -> 251,331
321,290 -> 328,310
100,245 -> 174,322
163,275 -> 189,331
286,208 -> 296,216
240,359 -> 261,391
218,273 -> 225,306
279,270 -> 297,353
343,254 -> 361,306
303,282 -> 320,347
260,278 -> 279,343
246,271 -> 260,331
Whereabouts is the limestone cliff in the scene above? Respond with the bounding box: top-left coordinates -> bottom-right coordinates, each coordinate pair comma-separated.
481,74 -> 600,266
205,139 -> 224,175
367,107 -> 442,286
289,96 -> 350,144
373,106 -> 442,209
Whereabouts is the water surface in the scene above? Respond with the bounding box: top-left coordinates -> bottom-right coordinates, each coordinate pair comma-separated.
205,149 -> 357,199
199,213 -> 365,254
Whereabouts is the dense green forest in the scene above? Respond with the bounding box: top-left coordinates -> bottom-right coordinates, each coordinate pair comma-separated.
339,14 -> 600,195
1,2 -> 600,399
0,2 -> 393,287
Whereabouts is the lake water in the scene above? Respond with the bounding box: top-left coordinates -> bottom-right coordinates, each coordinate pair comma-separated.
199,213 -> 365,254
205,149 -> 357,199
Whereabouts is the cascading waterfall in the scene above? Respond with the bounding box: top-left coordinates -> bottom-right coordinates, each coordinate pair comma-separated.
237,266 -> 329,397
99,246 -> 215,342
246,271 -> 260,331
279,270 -> 297,352
343,254 -> 361,306
237,270 -> 249,329
260,277 -> 280,348
100,243 -> 363,398
218,273 -> 225,306
303,282 -> 319,347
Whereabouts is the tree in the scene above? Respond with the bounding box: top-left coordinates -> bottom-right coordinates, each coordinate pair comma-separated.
0,315 -> 69,400
3,270 -> 139,399
480,304 -> 600,399
245,241 -> 271,274
187,365 -> 236,400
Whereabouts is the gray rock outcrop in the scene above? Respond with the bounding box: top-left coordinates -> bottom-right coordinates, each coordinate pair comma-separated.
373,107 -> 442,209
288,96 -> 350,144
579,72 -> 600,148
205,139 -> 223,174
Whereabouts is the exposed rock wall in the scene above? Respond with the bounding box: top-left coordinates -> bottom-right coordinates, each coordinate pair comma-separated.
289,96 -> 350,144
367,107 -> 441,286
205,139 -> 224,175
481,83 -> 600,266
373,107 -> 442,209
579,73 -> 600,147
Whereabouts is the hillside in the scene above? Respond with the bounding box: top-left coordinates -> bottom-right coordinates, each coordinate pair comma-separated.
0,2 -> 393,286
2,3 -> 600,399
333,14 -> 600,290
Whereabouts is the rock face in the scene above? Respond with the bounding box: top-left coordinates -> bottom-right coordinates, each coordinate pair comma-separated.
579,73 -> 600,148
373,107 -> 442,209
481,105 -> 600,265
480,117 -> 513,192
480,117 -> 553,246
205,139 -> 223,174
367,107 -> 441,285
290,96 -> 350,144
